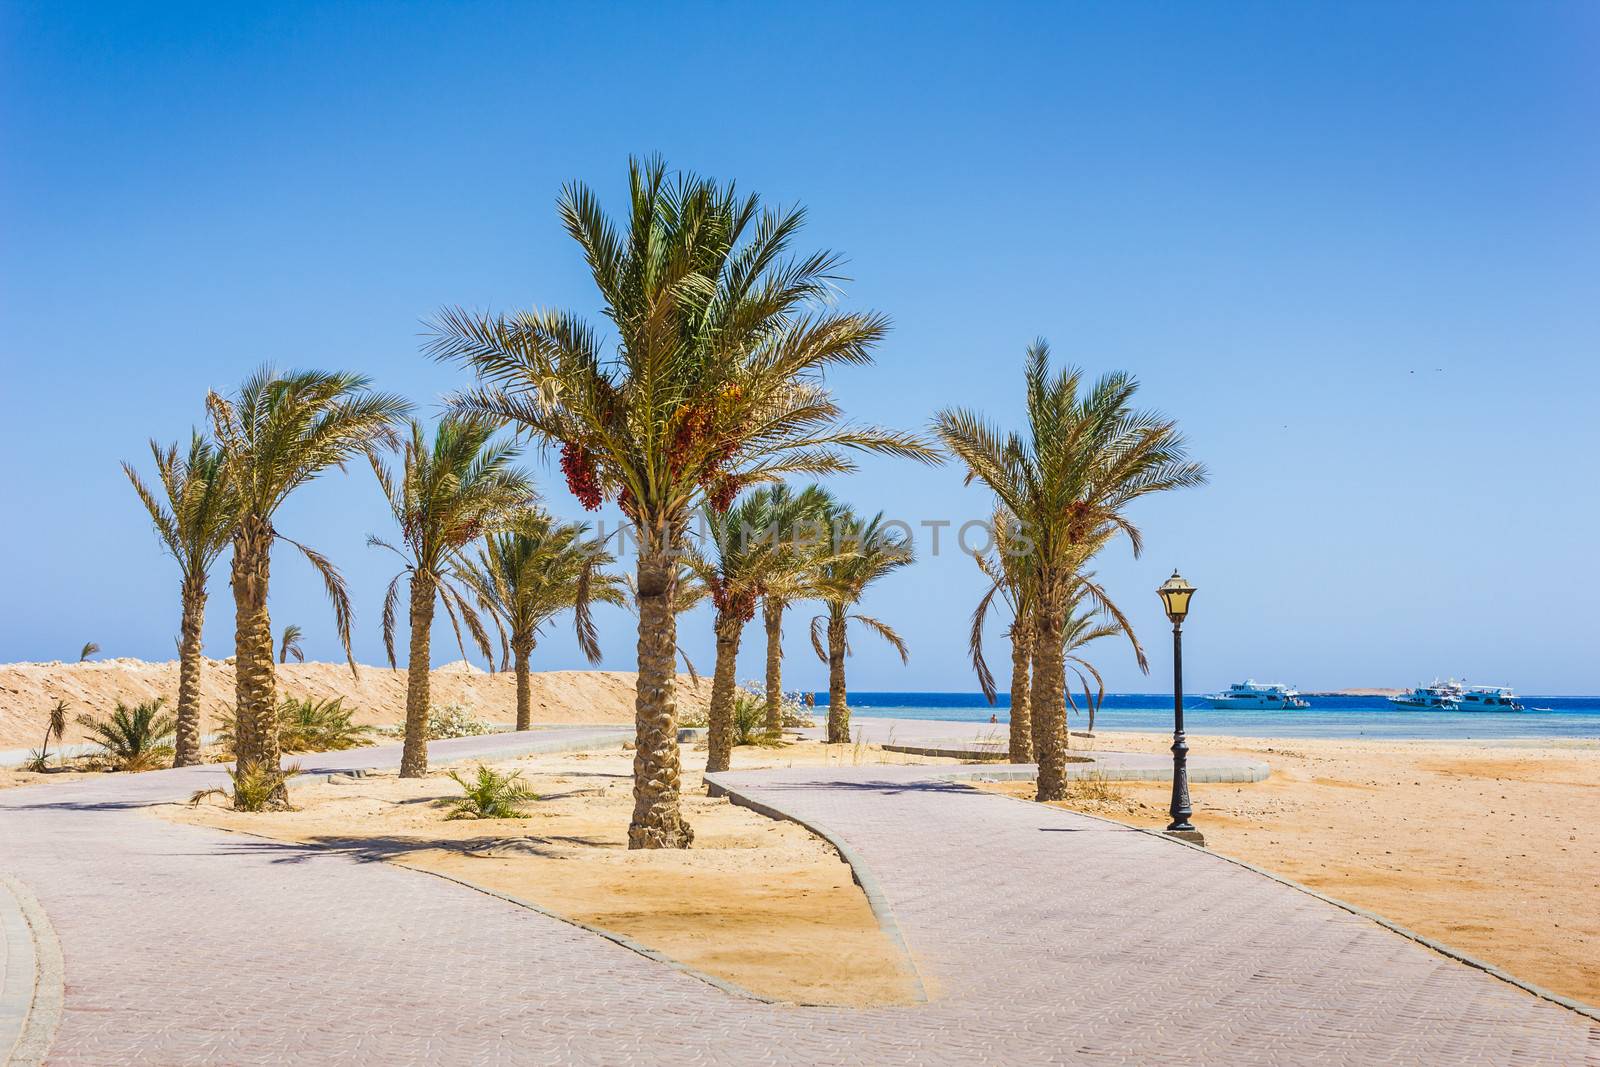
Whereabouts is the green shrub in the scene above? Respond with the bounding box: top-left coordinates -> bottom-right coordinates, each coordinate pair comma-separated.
278,696 -> 372,752
424,702 -> 495,740
76,699 -> 176,771
190,761 -> 303,812
443,764 -> 537,819
217,696 -> 374,755
733,680 -> 815,729
732,688 -> 783,747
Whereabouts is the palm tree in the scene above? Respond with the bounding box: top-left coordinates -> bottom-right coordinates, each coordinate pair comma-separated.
690,490 -> 807,772
426,157 -> 935,848
77,642 -> 99,662
810,509 -> 915,743
751,484 -> 836,733
30,699 -> 69,771
967,508 -> 1037,763
971,525 -> 1135,760
123,434 -> 235,765
371,417 -> 534,777
1059,593 -> 1129,734
456,509 -> 626,731
934,341 -> 1205,801
207,368 -> 408,801
277,624 -> 304,664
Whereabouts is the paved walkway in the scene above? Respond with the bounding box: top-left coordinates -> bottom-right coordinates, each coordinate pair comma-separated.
1,727 -> 1595,1064
805,718 -> 1270,781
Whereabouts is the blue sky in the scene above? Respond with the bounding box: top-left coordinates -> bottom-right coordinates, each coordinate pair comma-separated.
3,2 -> 1597,694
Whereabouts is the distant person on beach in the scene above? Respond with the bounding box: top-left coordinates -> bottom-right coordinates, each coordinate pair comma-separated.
989,713 -> 998,724
805,692 -> 815,708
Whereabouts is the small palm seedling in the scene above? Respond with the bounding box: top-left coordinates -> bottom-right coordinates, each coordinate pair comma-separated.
190,762 -> 303,812
76,699 -> 176,771
27,699 -> 70,772
78,642 -> 100,662
443,764 -> 537,819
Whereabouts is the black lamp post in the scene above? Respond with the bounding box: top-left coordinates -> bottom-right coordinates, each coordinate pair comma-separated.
1157,570 -> 1203,845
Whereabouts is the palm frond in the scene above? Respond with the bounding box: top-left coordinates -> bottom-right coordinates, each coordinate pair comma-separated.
851,613 -> 909,665
281,536 -> 358,677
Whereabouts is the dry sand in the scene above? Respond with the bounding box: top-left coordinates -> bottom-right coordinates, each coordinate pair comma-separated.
166,739 -> 951,1006
0,658 -> 712,751
981,731 -> 1600,1009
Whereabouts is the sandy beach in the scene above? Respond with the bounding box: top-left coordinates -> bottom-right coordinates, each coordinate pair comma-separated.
983,730 -> 1600,1008
0,658 -> 711,750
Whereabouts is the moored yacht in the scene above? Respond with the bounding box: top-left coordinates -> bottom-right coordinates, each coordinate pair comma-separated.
1458,684 -> 1524,711
1205,680 -> 1310,710
1388,681 -> 1461,710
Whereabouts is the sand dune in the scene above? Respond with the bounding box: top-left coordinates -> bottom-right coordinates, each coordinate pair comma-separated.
0,657 -> 712,750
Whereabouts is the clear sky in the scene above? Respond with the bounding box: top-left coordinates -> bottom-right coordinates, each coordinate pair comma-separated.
3,2 -> 1597,695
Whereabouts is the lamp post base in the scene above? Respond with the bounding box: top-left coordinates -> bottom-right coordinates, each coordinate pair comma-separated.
1164,828 -> 1206,846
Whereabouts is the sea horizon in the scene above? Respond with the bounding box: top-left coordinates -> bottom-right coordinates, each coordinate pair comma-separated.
819,691 -> 1600,741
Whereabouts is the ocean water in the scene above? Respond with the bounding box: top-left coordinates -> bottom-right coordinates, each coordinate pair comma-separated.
825,692 -> 1600,741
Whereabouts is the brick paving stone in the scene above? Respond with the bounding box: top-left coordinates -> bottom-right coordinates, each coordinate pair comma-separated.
0,728 -> 1595,1064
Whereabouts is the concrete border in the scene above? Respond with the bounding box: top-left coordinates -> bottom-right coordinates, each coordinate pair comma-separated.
286,726 -> 706,786
0,877 -> 63,1067
943,768 -> 1600,1024
704,773 -> 930,1005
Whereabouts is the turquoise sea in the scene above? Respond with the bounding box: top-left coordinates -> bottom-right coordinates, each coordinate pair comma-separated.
825,692 -> 1600,741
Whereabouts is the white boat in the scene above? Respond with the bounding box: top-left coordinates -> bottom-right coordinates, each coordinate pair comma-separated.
1205,680 -> 1310,710
1458,684 -> 1524,711
1388,681 -> 1461,710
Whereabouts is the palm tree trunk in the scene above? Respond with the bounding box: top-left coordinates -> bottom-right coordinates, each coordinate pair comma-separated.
512,634 -> 533,732
399,572 -> 436,778
706,611 -> 743,773
1032,604 -> 1069,802
1007,619 -> 1033,764
629,543 -> 693,849
763,600 -> 784,733
826,609 -> 849,744
230,515 -> 280,801
173,577 -> 207,767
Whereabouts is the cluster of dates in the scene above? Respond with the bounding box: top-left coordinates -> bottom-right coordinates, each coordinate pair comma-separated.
559,394 -> 744,515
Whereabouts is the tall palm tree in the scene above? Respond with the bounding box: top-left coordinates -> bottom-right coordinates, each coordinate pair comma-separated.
967,509 -> 1038,763
207,368 -> 408,801
277,624 -> 304,664
456,509 -> 626,731
123,434 -> 235,765
934,340 -> 1205,801
810,509 -> 915,743
751,484 -> 836,733
371,417 -> 534,777
692,489 -> 832,772
971,523 -> 1136,761
426,157 -> 935,848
